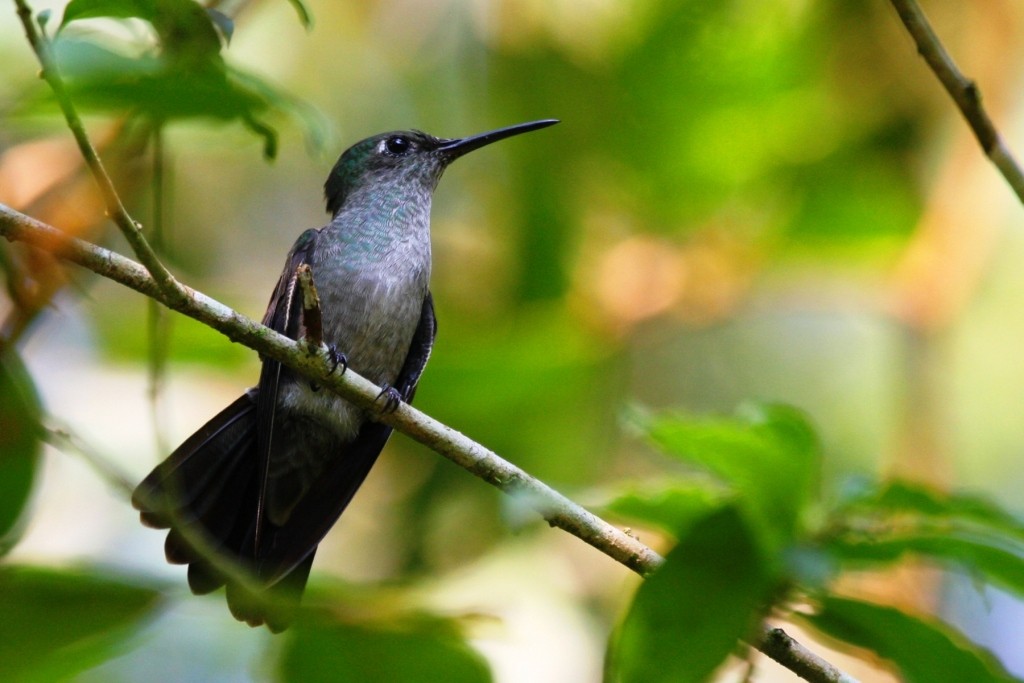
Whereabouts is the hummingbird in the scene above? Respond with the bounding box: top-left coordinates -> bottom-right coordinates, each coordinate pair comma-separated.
132,119 -> 559,631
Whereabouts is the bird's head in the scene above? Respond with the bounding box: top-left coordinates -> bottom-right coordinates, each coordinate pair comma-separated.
323,119 -> 559,217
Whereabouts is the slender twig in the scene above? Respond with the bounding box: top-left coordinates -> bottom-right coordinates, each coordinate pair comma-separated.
12,0 -> 187,305
148,124 -> 172,456
888,0 -> 1024,204
0,202 -> 851,683
757,625 -> 861,683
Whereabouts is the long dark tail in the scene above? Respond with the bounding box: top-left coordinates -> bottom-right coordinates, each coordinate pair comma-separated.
131,391 -> 311,632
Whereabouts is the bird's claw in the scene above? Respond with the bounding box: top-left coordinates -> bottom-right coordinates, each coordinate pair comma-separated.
311,345 -> 348,391
376,384 -> 402,414
327,344 -> 348,375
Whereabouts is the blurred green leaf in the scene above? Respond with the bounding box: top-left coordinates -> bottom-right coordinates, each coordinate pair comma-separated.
60,0 -> 159,29
0,566 -> 162,683
53,38 -> 254,118
60,0 -> 222,58
35,34 -> 328,159
420,307 -> 616,482
603,481 -> 728,538
838,480 -> 1024,542
824,480 -> 1024,596
608,506 -> 772,683
826,533 -> 1024,598
640,402 -> 820,554
784,147 -> 920,244
0,352 -> 42,557
280,611 -> 491,683
801,596 -> 1019,683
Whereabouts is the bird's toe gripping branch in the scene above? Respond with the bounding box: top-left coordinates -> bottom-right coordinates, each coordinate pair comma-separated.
375,384 -> 402,414
326,344 -> 348,375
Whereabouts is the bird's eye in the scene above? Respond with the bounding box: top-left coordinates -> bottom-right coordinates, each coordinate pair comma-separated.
384,136 -> 411,155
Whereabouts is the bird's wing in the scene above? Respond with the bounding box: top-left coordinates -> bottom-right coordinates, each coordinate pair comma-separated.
253,227 -> 321,556
255,291 -> 438,585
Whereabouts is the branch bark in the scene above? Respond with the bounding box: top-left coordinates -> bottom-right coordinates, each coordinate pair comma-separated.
0,202 -> 852,683
888,0 -> 1024,204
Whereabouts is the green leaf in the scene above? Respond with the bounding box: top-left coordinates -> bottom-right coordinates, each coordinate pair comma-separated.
825,533 -> 1024,598
60,0 -> 155,30
603,481 -> 728,538
608,506 -> 772,683
0,566 -> 162,683
60,0 -> 222,59
839,480 -> 1024,543
280,611 -> 491,683
824,480 -> 1024,597
641,402 -> 820,554
0,352 -> 43,556
42,35 -> 323,159
801,596 -> 1018,683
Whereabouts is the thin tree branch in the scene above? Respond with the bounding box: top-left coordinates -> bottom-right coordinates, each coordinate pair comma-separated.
12,0 -> 188,305
757,625 -> 862,683
888,0 -> 1024,204
0,202 -> 851,683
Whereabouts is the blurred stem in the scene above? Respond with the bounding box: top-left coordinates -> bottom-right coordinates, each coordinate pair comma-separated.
888,0 -> 1024,204
148,124 -> 171,456
0,202 -> 853,683
12,0 -> 188,306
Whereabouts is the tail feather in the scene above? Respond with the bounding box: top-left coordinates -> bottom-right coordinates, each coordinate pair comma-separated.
132,390 -> 315,631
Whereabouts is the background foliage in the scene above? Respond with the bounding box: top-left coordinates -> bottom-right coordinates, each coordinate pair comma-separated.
2,0 -> 1024,681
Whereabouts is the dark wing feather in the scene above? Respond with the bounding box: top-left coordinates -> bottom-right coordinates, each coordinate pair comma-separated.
254,292 -> 438,585
253,228 -> 321,554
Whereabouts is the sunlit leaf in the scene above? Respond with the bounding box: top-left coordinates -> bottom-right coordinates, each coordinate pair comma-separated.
0,566 -> 162,683
280,611 -> 491,683
608,506 -> 772,683
639,402 -> 820,554
801,596 -> 1019,683
0,352 -> 42,556
60,0 -> 155,30
60,0 -> 221,57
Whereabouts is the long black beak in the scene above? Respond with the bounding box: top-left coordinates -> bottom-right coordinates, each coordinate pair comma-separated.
438,119 -> 559,160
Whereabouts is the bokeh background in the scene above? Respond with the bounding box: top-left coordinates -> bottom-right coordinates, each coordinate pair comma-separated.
2,0 -> 1024,680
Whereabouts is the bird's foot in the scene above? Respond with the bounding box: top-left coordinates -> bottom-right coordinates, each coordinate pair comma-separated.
310,345 -> 348,392
376,384 -> 402,414
327,344 -> 348,375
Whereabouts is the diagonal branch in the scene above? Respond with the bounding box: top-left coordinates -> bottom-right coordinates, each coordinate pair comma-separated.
0,202 -> 661,575
0,201 -> 852,683
12,0 -> 187,305
888,0 -> 1024,204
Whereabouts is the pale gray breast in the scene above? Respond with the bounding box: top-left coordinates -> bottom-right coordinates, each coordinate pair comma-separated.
315,238 -> 430,386
275,218 -> 431,443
